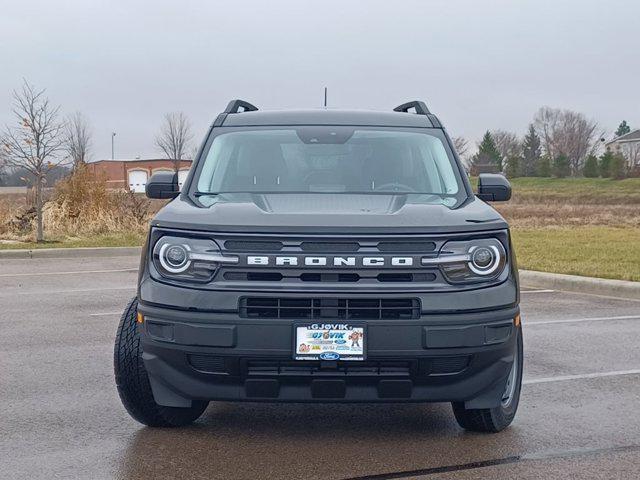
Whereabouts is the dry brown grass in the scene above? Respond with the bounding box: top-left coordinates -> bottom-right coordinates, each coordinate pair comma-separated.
495,203 -> 640,228
488,178 -> 640,228
0,167 -> 153,242
0,193 -> 30,241
44,167 -> 151,236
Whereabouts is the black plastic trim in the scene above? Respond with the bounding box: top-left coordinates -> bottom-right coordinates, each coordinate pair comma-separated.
223,99 -> 258,114
394,101 -> 431,115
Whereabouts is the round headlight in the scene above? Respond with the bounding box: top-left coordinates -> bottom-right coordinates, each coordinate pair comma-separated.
472,247 -> 493,268
468,245 -> 500,275
158,243 -> 190,273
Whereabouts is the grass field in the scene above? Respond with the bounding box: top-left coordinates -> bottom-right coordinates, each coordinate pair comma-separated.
496,178 -> 640,280
1,178 -> 639,281
0,232 -> 146,250
512,227 -> 640,282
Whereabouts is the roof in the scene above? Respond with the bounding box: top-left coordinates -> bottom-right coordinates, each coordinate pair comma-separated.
606,129 -> 640,145
90,158 -> 193,164
218,109 -> 437,128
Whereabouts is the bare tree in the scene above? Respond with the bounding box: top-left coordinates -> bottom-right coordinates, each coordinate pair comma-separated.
190,145 -> 200,161
1,80 -> 65,242
155,112 -> 193,172
491,130 -> 522,164
65,112 -> 91,170
533,107 -> 602,176
451,136 -> 469,158
0,148 -> 7,184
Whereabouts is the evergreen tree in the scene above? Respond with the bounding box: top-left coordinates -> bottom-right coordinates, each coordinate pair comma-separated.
504,155 -> 522,178
599,150 -> 614,178
583,155 -> 599,178
615,120 -> 631,137
472,131 -> 503,171
537,155 -> 551,177
521,124 -> 541,176
609,153 -> 627,179
552,154 -> 570,178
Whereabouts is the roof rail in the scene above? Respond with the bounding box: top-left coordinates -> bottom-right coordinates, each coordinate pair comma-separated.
224,99 -> 258,114
393,101 -> 430,115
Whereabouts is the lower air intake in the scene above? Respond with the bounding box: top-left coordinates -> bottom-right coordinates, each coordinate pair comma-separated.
188,355 -> 226,373
428,356 -> 470,374
239,297 -> 421,320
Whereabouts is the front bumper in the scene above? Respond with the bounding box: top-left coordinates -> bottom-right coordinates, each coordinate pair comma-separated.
137,302 -> 519,408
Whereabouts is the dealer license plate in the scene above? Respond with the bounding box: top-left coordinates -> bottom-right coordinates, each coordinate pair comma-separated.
294,323 -> 365,361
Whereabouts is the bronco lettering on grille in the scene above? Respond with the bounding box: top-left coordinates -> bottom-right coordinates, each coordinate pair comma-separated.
245,256 -> 416,267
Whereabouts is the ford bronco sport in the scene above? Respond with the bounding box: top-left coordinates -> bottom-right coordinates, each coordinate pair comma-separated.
114,100 -> 522,432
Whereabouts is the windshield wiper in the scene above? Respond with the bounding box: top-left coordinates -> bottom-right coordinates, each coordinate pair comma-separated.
193,191 -> 219,197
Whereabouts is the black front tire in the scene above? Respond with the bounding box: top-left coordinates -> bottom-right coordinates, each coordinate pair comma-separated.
114,297 -> 208,427
452,325 -> 523,433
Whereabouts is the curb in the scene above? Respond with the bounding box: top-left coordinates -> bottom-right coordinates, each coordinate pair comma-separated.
520,270 -> 640,300
0,246 -> 142,259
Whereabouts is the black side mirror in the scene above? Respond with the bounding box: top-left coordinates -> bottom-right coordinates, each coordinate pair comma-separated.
145,172 -> 179,199
476,173 -> 511,202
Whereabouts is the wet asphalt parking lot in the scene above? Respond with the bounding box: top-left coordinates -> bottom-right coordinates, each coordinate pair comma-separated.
1,254 -> 639,479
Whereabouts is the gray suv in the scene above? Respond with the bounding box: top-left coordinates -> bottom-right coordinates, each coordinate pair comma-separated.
114,100 -> 522,432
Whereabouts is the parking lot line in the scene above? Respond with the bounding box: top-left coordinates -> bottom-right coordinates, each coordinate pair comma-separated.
525,314 -> 640,325
524,369 -> 640,385
548,289 -> 640,303
521,289 -> 555,294
0,268 -> 137,277
0,286 -> 136,296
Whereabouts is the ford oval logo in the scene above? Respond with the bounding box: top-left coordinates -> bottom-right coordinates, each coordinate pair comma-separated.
320,352 -> 340,361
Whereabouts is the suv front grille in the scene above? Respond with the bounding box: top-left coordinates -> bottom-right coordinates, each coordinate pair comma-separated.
212,234 -> 449,289
223,239 -> 437,253
239,297 -> 421,320
377,241 -> 436,252
224,240 -> 283,251
223,271 -> 436,283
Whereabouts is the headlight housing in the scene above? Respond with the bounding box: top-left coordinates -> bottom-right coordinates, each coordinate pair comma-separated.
423,238 -> 507,284
152,235 -> 238,283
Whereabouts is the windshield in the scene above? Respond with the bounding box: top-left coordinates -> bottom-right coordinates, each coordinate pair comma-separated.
194,127 -> 466,203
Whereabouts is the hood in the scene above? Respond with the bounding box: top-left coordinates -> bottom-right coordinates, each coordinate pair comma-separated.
151,193 -> 508,234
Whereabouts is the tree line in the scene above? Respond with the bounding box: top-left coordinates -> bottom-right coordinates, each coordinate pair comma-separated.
1,80 -> 637,242
0,79 -> 195,242
458,108 -> 635,179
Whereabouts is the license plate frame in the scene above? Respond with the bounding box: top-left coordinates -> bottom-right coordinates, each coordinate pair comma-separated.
293,322 -> 366,361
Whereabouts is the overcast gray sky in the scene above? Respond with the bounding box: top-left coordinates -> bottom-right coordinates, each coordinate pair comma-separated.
1,0 -> 638,160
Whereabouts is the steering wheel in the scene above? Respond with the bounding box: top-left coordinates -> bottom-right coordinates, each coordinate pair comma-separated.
373,182 -> 415,193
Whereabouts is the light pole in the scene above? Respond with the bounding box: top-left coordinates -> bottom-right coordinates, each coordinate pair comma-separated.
111,132 -> 117,160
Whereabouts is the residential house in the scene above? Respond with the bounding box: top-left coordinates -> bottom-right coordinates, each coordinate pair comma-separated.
605,129 -> 640,173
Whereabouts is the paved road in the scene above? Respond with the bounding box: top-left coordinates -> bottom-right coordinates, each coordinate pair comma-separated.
1,255 -> 639,479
